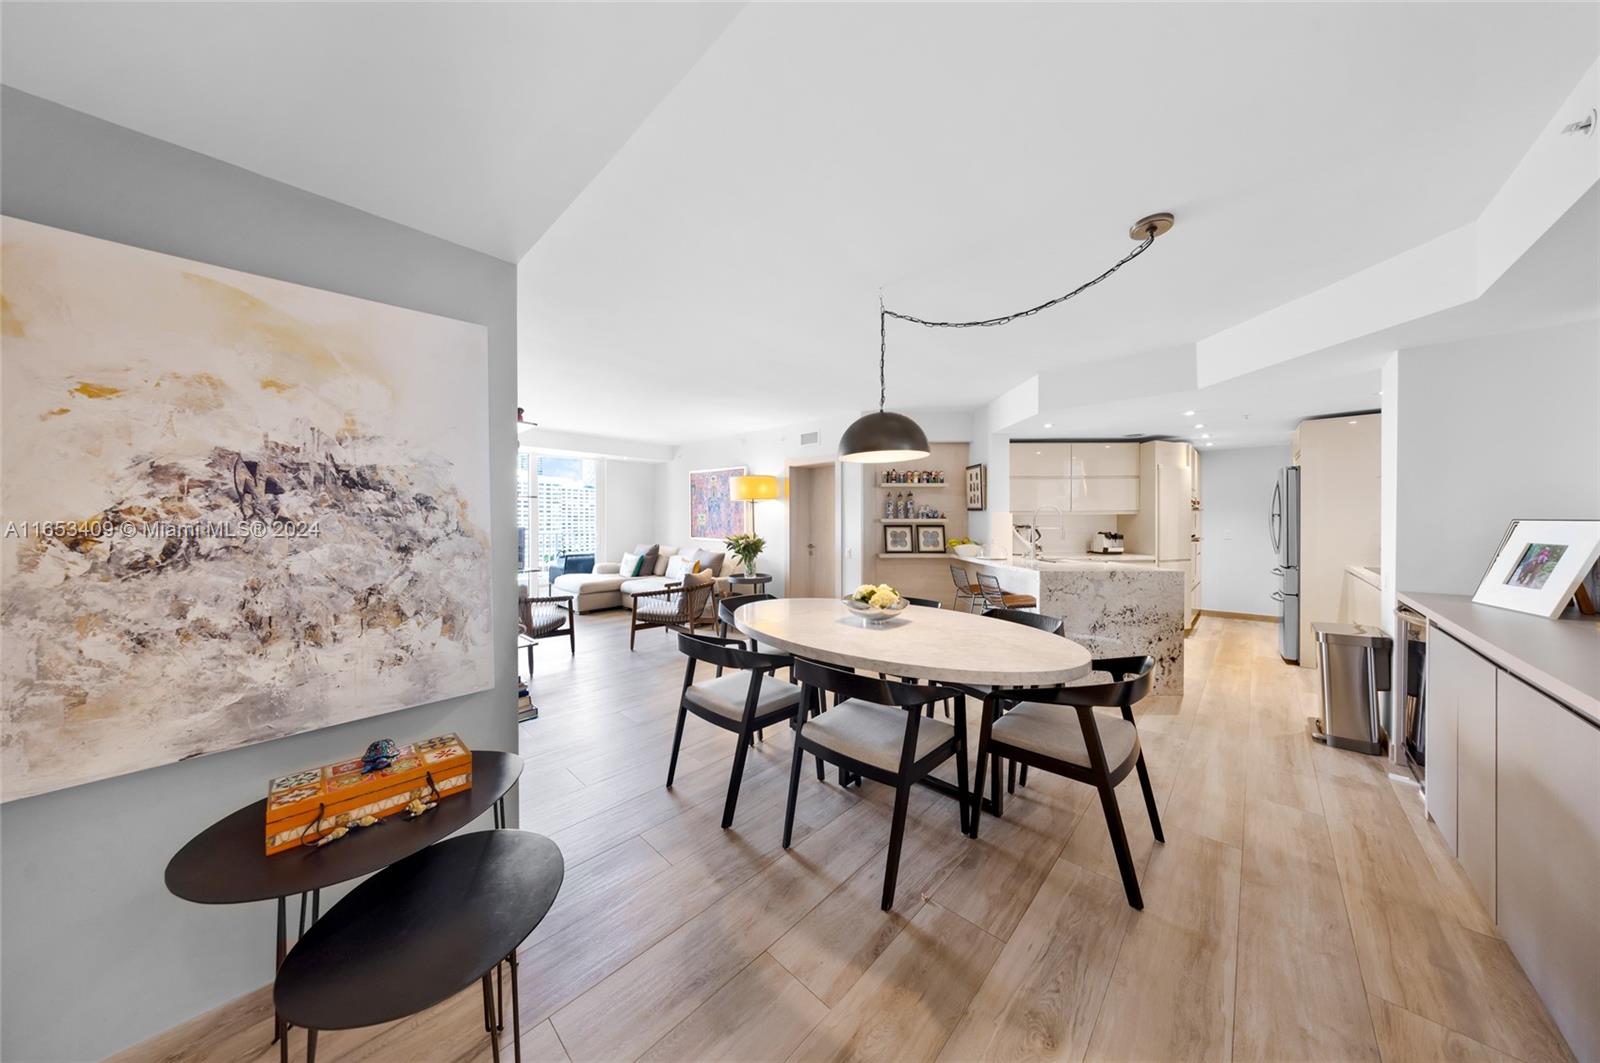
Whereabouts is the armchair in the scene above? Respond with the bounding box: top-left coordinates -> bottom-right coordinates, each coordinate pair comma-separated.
629,574 -> 717,650
518,591 -> 576,674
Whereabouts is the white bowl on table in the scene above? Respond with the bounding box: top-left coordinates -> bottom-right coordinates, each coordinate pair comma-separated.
952,543 -> 981,559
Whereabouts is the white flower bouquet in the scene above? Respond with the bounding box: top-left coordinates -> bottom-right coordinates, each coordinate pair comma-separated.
842,583 -> 908,624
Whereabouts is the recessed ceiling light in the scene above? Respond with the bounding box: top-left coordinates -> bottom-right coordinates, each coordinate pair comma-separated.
1035,450 -> 1042,455
1205,441 -> 1214,447
1348,419 -> 1359,425
1376,390 -> 1384,396
1193,423 -> 1205,429
1182,410 -> 1196,417
1200,433 -> 1210,439
1042,422 -> 1053,428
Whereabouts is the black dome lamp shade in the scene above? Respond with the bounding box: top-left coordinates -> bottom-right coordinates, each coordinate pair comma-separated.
839,410 -> 930,464
842,213 -> 1173,465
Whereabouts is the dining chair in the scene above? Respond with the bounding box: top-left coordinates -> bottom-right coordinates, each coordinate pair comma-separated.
716,593 -> 776,671
787,659 -> 970,909
948,564 -> 982,612
975,572 -> 1038,611
671,634 -> 803,828
971,656 -> 1162,909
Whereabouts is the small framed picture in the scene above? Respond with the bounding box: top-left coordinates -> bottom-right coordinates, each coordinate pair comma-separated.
883,524 -> 915,553
1472,519 -> 1600,617
965,463 -> 987,511
916,525 -> 947,554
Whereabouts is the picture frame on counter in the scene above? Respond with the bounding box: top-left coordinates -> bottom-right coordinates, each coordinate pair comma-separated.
1472,519 -> 1600,618
915,525 -> 947,554
965,463 -> 986,511
883,524 -> 915,553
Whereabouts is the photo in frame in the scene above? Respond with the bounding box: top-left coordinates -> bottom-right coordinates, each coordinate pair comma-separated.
883,524 -> 914,553
916,525 -> 947,554
1471,519 -> 1600,618
965,463 -> 987,511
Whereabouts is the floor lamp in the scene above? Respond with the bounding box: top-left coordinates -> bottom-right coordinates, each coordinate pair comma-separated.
729,475 -> 781,536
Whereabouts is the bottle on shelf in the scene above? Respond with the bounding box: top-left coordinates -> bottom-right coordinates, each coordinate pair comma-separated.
883,493 -> 894,519
906,490 -> 915,518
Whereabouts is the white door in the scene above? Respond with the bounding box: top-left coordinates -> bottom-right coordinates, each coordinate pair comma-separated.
788,464 -> 837,597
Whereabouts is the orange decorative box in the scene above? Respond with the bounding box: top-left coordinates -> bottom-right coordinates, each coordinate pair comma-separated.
264,734 -> 473,855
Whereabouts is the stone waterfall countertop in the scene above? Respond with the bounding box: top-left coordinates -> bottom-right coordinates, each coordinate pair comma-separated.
963,556 -> 1185,694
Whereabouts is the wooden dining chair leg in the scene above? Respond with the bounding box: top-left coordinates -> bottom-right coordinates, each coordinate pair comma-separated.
782,738 -> 805,849
1006,757 -> 1017,794
881,780 -> 913,910
990,751 -> 1004,818
306,1029 -> 318,1063
665,703 -> 689,788
953,705 -> 971,836
1135,752 -> 1164,843
1020,763 -> 1029,787
721,725 -> 753,829
1095,777 -> 1144,909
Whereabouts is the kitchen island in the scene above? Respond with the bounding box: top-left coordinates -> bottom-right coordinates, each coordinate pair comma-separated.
963,555 -> 1185,693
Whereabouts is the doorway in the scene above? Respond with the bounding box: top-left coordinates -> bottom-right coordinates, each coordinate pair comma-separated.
787,462 -> 838,598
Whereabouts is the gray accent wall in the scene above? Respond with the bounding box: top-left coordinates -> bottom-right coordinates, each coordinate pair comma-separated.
0,87 -> 520,1062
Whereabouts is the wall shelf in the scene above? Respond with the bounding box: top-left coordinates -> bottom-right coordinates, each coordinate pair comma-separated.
876,481 -> 950,488
875,552 -> 958,560
874,518 -> 948,524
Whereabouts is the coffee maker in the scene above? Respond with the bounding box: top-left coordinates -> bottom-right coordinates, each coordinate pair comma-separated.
1091,531 -> 1125,554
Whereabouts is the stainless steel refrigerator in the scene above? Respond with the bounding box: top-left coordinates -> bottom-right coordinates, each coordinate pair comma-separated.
1270,465 -> 1301,663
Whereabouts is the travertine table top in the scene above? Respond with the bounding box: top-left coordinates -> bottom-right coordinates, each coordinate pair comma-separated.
734,598 -> 1092,686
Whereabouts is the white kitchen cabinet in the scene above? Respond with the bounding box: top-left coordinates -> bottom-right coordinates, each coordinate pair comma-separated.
1495,671 -> 1600,1062
1068,442 -> 1139,478
1425,630 -> 1465,851
1068,476 -> 1139,513
1008,478 -> 1070,515
1010,443 -> 1071,478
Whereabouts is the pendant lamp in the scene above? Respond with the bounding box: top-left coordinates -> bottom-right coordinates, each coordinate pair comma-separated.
840,214 -> 1173,464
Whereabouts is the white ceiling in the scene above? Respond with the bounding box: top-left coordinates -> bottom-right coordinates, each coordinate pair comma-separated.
1012,182 -> 1600,451
517,2 -> 1598,442
0,1 -> 741,261
5,3 -> 1595,448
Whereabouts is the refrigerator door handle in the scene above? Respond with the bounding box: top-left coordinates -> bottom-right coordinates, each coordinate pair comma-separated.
1272,566 -> 1285,576
1269,480 -> 1282,553
1271,590 -> 1285,602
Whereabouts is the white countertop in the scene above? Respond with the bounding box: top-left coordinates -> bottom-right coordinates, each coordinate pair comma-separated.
1399,591 -> 1600,726
1346,564 -> 1382,590
968,553 -> 1161,570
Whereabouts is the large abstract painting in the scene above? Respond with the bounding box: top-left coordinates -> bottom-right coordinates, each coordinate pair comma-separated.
0,218 -> 493,801
688,466 -> 746,540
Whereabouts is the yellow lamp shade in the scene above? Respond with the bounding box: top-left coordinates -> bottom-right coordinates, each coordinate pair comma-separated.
730,475 -> 781,502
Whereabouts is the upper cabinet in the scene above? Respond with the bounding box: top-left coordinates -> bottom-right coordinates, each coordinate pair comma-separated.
1069,442 -> 1140,477
1010,442 -> 1140,514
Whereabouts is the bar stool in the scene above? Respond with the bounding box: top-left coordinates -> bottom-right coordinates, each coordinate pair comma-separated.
975,572 -> 1037,611
948,565 -> 982,612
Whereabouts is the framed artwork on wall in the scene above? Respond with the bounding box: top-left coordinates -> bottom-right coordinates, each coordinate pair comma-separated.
0,216 -> 493,801
1472,519 -> 1600,618
883,524 -> 915,553
915,525 -> 947,554
965,463 -> 987,511
689,466 -> 747,540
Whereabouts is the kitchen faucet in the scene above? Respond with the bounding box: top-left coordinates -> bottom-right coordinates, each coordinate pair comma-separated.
1028,502 -> 1065,559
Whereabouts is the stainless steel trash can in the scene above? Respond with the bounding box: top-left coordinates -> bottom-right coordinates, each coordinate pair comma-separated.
1308,622 -> 1391,755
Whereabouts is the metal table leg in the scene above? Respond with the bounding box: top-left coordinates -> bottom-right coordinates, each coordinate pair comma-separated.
274,896 -> 287,1044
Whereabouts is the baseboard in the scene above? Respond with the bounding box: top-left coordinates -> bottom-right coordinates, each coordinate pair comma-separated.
1199,609 -> 1277,623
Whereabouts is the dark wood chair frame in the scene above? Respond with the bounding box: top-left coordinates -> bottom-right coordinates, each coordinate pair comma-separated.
629,578 -> 717,650
786,659 -> 971,910
971,655 -> 1163,909
670,634 -> 804,829
519,591 -> 576,657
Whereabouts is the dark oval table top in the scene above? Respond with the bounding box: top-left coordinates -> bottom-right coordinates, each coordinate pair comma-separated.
165,750 -> 523,904
275,829 -> 563,1030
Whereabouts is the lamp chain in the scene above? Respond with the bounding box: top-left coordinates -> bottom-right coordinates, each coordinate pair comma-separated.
873,225 -> 1161,409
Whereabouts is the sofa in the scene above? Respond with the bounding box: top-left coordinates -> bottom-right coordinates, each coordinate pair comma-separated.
553,544 -> 741,613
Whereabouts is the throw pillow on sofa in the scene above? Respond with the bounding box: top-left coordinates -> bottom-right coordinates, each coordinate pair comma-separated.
664,554 -> 698,580
632,543 -> 660,577
653,546 -> 679,576
619,552 -> 643,578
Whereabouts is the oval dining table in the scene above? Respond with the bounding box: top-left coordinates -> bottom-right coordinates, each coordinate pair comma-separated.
733,598 -> 1092,810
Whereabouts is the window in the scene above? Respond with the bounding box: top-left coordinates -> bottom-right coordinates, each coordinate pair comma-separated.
516,450 -> 600,588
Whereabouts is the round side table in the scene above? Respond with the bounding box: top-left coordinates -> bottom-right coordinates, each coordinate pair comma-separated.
727,572 -> 773,595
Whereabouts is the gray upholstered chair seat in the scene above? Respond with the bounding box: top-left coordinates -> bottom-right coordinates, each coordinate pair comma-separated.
804,699 -> 955,771
991,702 -> 1136,768
683,672 -> 801,723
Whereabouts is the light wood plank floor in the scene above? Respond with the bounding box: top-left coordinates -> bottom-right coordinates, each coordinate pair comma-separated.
116,612 -> 1575,1063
